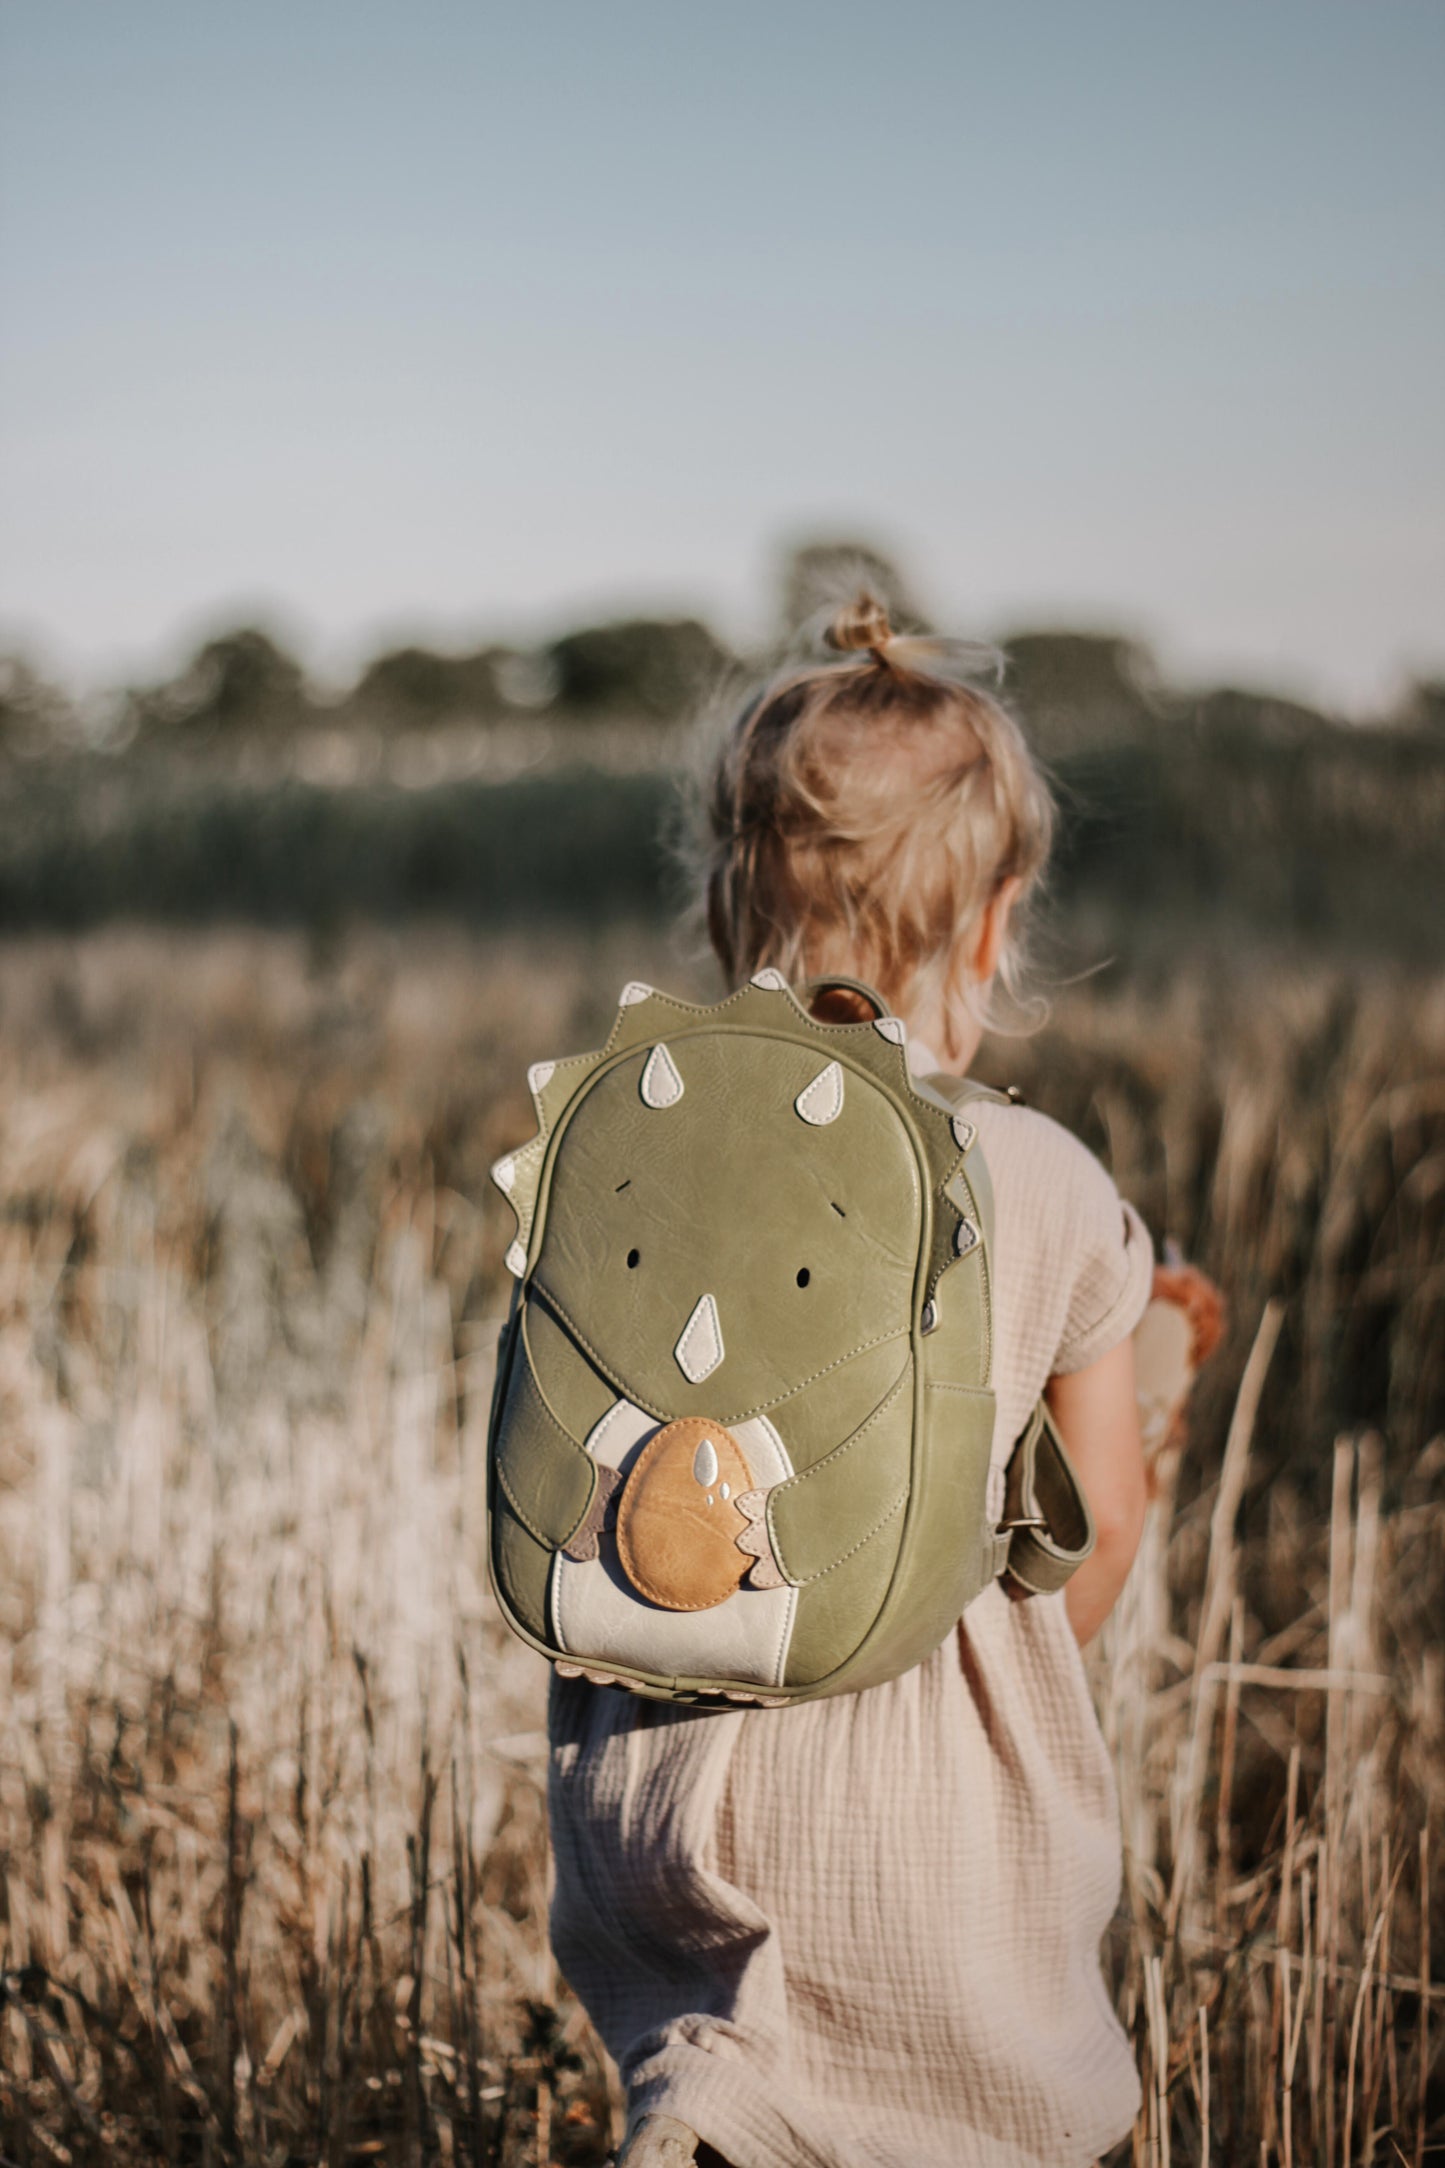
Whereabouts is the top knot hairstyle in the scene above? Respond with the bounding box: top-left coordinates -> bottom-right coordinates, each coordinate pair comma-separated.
825,593 -> 895,662
695,592 -> 1055,1045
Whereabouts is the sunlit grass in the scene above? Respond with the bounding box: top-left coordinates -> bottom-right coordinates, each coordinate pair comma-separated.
0,928 -> 1439,2164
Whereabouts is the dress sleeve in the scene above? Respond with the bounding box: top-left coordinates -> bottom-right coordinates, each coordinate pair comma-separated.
1051,1165 -> 1156,1376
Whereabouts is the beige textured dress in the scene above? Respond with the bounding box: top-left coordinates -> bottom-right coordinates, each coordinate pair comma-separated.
547,1080 -> 1156,2168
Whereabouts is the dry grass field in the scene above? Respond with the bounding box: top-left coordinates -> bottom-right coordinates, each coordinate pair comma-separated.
0,926 -> 1441,2166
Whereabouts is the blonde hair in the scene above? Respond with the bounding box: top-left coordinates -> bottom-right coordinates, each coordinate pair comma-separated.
694,592 -> 1055,1041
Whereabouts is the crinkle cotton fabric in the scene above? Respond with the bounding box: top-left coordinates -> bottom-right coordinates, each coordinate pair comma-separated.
547,1094 -> 1155,2168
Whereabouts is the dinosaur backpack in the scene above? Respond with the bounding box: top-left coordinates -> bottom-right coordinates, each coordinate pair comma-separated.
485,971 -> 1095,1706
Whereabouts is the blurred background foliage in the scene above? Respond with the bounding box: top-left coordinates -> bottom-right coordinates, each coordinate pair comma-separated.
3,542 -> 1441,2161
3,537 -> 1442,962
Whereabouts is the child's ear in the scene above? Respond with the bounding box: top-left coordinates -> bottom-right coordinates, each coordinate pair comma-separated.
970,876 -> 1023,983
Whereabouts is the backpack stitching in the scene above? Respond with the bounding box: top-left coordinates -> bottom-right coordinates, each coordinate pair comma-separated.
770,1368 -> 911,1497
583,1393 -> 646,1458
532,1282 -> 909,1425
781,1486 -> 908,1585
497,1360 -> 595,1548
521,1302 -> 616,1455
493,991 -> 1004,1691
766,1370 -> 911,1582
495,1457 -> 558,1548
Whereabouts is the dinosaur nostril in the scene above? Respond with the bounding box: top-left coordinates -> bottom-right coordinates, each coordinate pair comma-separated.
627,1249 -> 640,1269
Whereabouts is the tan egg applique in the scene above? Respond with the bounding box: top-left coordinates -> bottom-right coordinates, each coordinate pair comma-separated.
615,1417 -> 754,1611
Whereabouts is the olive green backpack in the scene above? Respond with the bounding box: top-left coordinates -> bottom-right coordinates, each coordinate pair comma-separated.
485,972 -> 1095,1706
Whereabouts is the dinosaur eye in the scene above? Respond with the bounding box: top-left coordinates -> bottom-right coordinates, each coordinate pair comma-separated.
627,1249 -> 641,1269
796,1267 -> 811,1289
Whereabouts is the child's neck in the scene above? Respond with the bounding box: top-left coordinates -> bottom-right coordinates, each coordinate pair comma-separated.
897,993 -> 985,1080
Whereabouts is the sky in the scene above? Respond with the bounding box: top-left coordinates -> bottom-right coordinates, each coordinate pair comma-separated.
1,1 -> 1442,713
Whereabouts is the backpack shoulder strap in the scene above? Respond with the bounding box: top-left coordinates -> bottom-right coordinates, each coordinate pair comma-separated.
991,1397 -> 1096,1596
911,1073 -> 1096,1599
912,1069 -> 1021,1115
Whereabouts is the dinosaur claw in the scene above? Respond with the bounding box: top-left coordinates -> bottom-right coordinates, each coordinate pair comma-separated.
733,1488 -> 788,1588
561,1462 -> 623,1562
746,1554 -> 789,1591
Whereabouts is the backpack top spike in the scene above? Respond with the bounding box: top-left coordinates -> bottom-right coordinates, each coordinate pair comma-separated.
485,972 -> 1094,1705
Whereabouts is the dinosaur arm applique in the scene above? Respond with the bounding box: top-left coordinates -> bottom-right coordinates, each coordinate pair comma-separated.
733,1488 -> 789,1589
561,1461 -> 623,1562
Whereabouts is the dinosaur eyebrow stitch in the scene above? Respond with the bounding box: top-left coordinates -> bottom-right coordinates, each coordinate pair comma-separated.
831,1202 -> 847,1218
615,1179 -> 632,1192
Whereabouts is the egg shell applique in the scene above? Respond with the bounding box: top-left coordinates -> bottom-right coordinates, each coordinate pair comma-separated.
615,1416 -> 755,1611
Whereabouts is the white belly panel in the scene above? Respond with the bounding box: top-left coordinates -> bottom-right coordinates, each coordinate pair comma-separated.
549,1400 -> 797,1687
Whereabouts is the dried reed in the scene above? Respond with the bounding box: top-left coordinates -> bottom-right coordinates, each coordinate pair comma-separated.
0,929 -> 1439,2165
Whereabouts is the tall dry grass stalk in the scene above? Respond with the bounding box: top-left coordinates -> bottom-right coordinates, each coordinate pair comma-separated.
0,929 -> 1440,2165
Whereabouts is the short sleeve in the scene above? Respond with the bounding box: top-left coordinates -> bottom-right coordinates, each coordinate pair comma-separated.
1052,1182 -> 1156,1377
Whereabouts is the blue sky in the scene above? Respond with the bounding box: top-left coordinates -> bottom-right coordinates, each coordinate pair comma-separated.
1,1 -> 1441,710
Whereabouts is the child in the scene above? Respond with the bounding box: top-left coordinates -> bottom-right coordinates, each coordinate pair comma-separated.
547,595 -> 1173,2168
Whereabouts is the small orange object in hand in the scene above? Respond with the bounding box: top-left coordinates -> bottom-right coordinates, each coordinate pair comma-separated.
1133,1259 -> 1225,1483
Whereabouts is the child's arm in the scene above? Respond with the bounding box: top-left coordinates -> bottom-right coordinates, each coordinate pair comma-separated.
1044,1262 -> 1224,1646
1044,1336 -> 1147,1648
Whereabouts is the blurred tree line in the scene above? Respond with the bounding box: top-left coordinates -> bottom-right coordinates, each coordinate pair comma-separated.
4,537 -> 1443,761
2,540 -> 1441,959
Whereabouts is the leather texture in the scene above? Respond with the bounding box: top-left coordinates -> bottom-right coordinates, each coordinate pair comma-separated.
997,1398 -> 1097,1596
484,976 -> 1095,1704
815,1380 -> 997,1695
767,1366 -> 913,1584
490,1487 -> 552,1639
522,1298 -> 618,1443
492,1342 -> 599,1552
531,1031 -> 922,1427
616,1417 -> 754,1609
767,1338 -> 911,1474
550,1396 -> 798,1688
